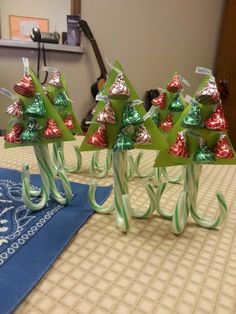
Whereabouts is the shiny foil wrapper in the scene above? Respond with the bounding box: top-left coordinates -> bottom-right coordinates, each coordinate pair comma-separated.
88,125 -> 108,147
152,111 -> 160,126
195,76 -> 220,105
169,95 -> 184,112
112,132 -> 134,151
109,72 -> 130,98
6,100 -> 23,118
151,93 -> 166,110
64,114 -> 75,129
21,120 -> 40,143
193,141 -> 216,164
54,92 -> 71,107
96,102 -> 116,125
205,104 -> 228,131
214,134 -> 234,159
13,75 -> 35,97
48,71 -> 62,87
169,131 -> 189,158
167,75 -> 183,93
135,124 -> 151,145
160,112 -> 173,131
182,104 -> 203,128
44,119 -> 62,138
122,104 -> 143,127
25,94 -> 46,118
5,123 -> 22,144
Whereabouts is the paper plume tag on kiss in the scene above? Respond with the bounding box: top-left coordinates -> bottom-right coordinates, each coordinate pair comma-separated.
22,57 -> 30,75
195,66 -> 212,75
185,95 -> 199,106
178,75 -> 190,87
0,88 -> 17,100
41,66 -> 58,73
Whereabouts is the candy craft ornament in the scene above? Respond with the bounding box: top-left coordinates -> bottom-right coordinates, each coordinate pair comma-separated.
6,100 -> 23,118
81,60 -> 168,233
24,93 -> 46,118
48,71 -> 62,87
46,70 -> 83,173
214,134 -> 234,159
160,112 -> 173,131
21,119 -> 40,143
169,131 -> 189,158
64,114 -> 74,129
53,91 -> 70,107
4,60 -> 76,212
5,123 -> 22,143
151,92 -> 166,110
89,125 -> 108,147
44,119 -> 62,138
167,75 -> 183,93
169,94 -> 185,112
13,74 -> 35,97
122,103 -> 143,127
109,72 -> 130,98
155,69 -> 236,235
205,103 -> 228,131
182,103 -> 203,128
195,76 -> 220,105
135,124 -> 151,144
112,131 -> 134,151
96,101 -> 116,125
193,140 -> 216,164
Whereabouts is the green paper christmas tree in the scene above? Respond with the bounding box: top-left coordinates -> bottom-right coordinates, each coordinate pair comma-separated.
80,60 -> 168,233
3,60 -> 75,211
4,69 -> 75,148
80,60 -> 167,153
45,70 -> 83,173
46,71 -> 82,135
150,73 -> 188,133
153,72 -> 235,235
155,74 -> 236,167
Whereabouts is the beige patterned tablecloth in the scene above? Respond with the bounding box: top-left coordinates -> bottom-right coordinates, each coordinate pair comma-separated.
0,136 -> 236,314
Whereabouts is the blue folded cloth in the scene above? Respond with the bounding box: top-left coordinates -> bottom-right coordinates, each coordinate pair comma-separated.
0,167 -> 112,314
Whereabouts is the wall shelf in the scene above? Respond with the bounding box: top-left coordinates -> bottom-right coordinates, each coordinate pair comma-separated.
0,39 -> 84,54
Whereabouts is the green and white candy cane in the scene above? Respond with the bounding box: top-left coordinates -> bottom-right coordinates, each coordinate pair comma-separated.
134,150 -> 184,184
112,151 -> 130,232
134,150 -> 155,178
22,164 -> 49,211
22,144 -> 73,211
88,150 -> 130,232
185,165 -> 227,230
88,150 -> 157,232
89,150 -> 112,179
171,165 -> 227,234
89,150 -> 135,180
53,141 -> 82,173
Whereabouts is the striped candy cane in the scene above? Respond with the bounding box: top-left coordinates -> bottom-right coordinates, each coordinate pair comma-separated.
53,141 -> 82,173
90,150 -> 112,179
22,144 -> 73,211
172,165 -> 228,234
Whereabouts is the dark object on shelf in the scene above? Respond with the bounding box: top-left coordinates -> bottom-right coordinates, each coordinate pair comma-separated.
144,89 -> 160,111
30,27 -> 60,44
67,15 -> 81,46
62,32 -> 67,45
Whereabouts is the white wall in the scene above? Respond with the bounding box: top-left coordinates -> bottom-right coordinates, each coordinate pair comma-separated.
0,0 -> 69,38
0,0 -> 226,130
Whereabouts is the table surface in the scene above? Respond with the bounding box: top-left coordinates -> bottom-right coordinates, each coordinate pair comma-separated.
1,136 -> 236,314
